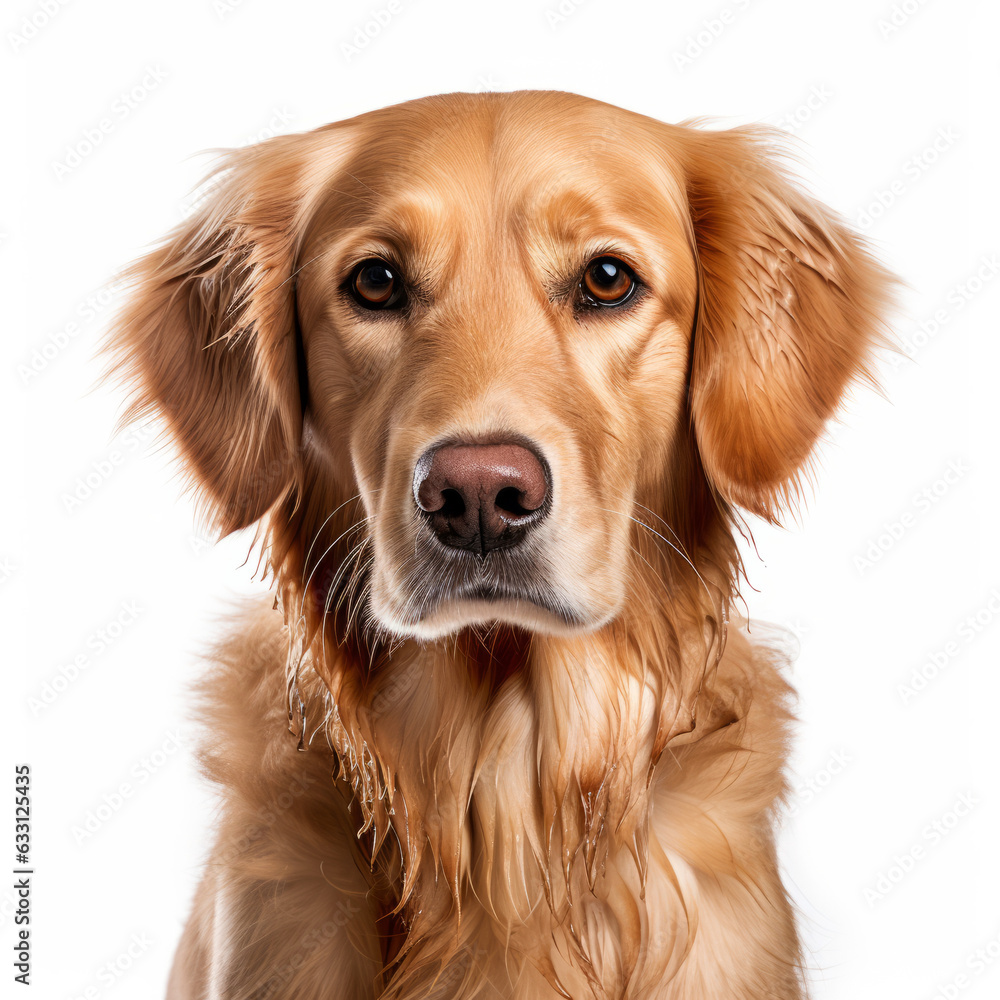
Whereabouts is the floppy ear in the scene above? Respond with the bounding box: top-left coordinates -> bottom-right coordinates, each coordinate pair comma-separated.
106,137 -> 313,534
679,125 -> 897,521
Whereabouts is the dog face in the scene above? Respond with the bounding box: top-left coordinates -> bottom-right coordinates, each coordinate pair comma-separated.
295,97 -> 699,639
109,91 -> 892,644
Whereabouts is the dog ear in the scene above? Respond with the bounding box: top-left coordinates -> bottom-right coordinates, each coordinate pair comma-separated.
678,125 -> 897,521
106,137 -> 318,534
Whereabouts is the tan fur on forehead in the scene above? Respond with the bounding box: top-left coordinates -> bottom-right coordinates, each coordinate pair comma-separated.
105,90 -> 896,999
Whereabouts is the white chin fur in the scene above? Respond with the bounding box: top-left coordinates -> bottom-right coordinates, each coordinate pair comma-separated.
370,593 -> 608,641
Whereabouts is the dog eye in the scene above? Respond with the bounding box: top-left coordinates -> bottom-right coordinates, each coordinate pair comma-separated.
579,256 -> 637,307
349,258 -> 406,310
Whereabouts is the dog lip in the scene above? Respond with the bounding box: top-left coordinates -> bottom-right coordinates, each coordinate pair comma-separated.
459,582 -> 533,602
441,581 -> 585,626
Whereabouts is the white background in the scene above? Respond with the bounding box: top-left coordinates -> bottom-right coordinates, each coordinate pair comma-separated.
3,0 -> 998,997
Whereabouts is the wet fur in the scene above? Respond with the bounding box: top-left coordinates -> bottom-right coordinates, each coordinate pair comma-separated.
105,91 -> 896,998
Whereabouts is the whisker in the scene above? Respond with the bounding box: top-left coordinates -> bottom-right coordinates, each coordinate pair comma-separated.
330,543 -> 371,627
631,501 -> 689,552
596,506 -> 716,606
301,492 -> 366,586
299,514 -> 373,620
323,534 -> 371,625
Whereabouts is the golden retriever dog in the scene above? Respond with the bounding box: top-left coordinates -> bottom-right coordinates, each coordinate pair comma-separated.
107,91 -> 894,998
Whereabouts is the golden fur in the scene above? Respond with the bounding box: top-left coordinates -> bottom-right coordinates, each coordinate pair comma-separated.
106,91 -> 896,998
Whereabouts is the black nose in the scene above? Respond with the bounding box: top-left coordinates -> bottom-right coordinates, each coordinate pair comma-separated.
413,442 -> 550,555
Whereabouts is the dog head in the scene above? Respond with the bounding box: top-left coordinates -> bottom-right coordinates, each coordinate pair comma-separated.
108,91 -> 894,645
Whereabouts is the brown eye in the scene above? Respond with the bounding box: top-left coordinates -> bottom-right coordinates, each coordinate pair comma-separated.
580,256 -> 637,307
349,258 -> 405,310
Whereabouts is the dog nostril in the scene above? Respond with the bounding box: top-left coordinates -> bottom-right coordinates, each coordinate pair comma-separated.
440,488 -> 465,518
495,486 -> 533,518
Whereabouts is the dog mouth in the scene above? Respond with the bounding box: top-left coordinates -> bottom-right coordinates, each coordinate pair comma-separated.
372,539 -> 587,637
440,578 -> 583,625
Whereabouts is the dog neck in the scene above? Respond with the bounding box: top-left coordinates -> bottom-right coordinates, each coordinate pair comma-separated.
280,561 -> 732,995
